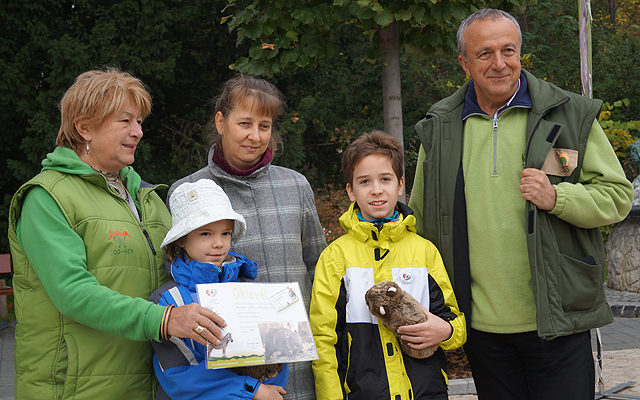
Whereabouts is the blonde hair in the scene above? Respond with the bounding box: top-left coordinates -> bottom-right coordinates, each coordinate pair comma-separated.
56,67 -> 152,151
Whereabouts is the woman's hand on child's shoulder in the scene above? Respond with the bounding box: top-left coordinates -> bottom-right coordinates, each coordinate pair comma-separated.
396,305 -> 453,348
253,384 -> 286,400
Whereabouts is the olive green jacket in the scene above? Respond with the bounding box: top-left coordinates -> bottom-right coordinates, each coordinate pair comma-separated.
410,70 -> 633,339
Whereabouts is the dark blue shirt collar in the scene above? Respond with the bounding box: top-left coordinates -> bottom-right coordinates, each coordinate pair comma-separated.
357,210 -> 399,224
461,72 -> 532,119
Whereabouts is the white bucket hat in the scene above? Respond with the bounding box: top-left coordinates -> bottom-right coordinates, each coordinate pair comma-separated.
161,179 -> 246,249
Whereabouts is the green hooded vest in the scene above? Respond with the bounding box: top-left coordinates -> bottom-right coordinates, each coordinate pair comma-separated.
8,148 -> 170,399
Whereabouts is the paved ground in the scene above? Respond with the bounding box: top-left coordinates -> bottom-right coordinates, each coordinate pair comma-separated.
450,320 -> 640,399
450,285 -> 640,399
0,321 -> 15,400
0,287 -> 637,399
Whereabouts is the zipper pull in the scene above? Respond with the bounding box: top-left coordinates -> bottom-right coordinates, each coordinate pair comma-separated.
142,227 -> 157,255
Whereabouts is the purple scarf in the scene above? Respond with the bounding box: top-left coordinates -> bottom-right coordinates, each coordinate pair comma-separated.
212,145 -> 273,177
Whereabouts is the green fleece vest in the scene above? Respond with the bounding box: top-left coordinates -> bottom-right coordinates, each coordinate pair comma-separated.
414,70 -> 613,340
8,170 -> 170,400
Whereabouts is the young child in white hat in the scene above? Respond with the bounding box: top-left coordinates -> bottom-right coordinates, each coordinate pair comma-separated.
149,179 -> 289,400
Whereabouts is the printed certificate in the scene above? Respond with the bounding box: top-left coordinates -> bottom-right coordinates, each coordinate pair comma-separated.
196,282 -> 318,369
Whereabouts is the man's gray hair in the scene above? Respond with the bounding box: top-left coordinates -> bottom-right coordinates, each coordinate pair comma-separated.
457,8 -> 522,60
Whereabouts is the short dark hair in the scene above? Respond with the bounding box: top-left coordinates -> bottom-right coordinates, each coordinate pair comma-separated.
341,130 -> 404,186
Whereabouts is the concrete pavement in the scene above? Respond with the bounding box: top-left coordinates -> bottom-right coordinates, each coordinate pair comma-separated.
450,317 -> 640,399
450,285 -> 640,399
0,321 -> 15,400
0,287 -> 637,399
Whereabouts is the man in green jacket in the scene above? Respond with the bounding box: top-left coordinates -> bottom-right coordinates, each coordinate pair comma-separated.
409,8 -> 633,400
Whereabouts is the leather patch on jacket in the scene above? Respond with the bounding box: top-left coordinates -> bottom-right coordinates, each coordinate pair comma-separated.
541,148 -> 578,176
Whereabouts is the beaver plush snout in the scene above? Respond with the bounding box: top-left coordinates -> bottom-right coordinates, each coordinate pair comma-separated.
365,281 -> 437,359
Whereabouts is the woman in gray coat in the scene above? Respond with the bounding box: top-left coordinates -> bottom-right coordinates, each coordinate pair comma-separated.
169,74 -> 327,400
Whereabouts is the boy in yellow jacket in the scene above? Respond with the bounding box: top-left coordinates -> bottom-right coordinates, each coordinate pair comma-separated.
310,130 -> 466,400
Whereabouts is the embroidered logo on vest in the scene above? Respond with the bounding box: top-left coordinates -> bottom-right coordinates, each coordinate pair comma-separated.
559,152 -> 569,167
108,229 -> 133,255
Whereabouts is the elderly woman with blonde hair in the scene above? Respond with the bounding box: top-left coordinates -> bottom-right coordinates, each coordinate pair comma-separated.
8,68 -> 226,400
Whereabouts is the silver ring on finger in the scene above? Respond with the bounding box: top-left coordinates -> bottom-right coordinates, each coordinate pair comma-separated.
194,325 -> 205,335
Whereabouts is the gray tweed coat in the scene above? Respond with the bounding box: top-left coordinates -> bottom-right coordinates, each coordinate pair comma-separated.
169,145 -> 327,400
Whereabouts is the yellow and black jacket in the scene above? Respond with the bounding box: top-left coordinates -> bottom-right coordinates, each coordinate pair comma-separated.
310,202 -> 466,400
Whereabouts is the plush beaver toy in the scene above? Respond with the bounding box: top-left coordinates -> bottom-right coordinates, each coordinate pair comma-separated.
231,364 -> 282,382
365,281 -> 437,359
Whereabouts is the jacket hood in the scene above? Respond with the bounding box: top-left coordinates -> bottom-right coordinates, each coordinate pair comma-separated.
41,146 -> 96,175
170,250 -> 258,292
339,202 -> 417,253
41,146 -> 143,200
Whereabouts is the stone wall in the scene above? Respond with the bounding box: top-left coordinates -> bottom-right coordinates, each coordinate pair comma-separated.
606,217 -> 640,292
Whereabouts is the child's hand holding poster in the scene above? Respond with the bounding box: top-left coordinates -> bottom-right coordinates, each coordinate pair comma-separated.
196,282 -> 318,369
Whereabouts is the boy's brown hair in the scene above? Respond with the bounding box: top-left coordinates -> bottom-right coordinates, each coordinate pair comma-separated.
341,130 -> 404,185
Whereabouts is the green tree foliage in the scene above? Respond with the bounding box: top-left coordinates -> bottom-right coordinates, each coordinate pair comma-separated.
0,0 -> 245,252
3,0 -> 640,257
592,29 -> 640,121
598,99 -> 640,180
222,0 -> 522,172
516,0 -> 640,120
270,21 -> 466,191
518,0 -> 582,92
223,0 -> 478,74
592,0 -> 640,28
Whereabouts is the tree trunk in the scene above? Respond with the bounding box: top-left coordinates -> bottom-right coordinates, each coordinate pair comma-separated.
379,20 -> 406,202
609,0 -> 617,25
518,13 -> 528,34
